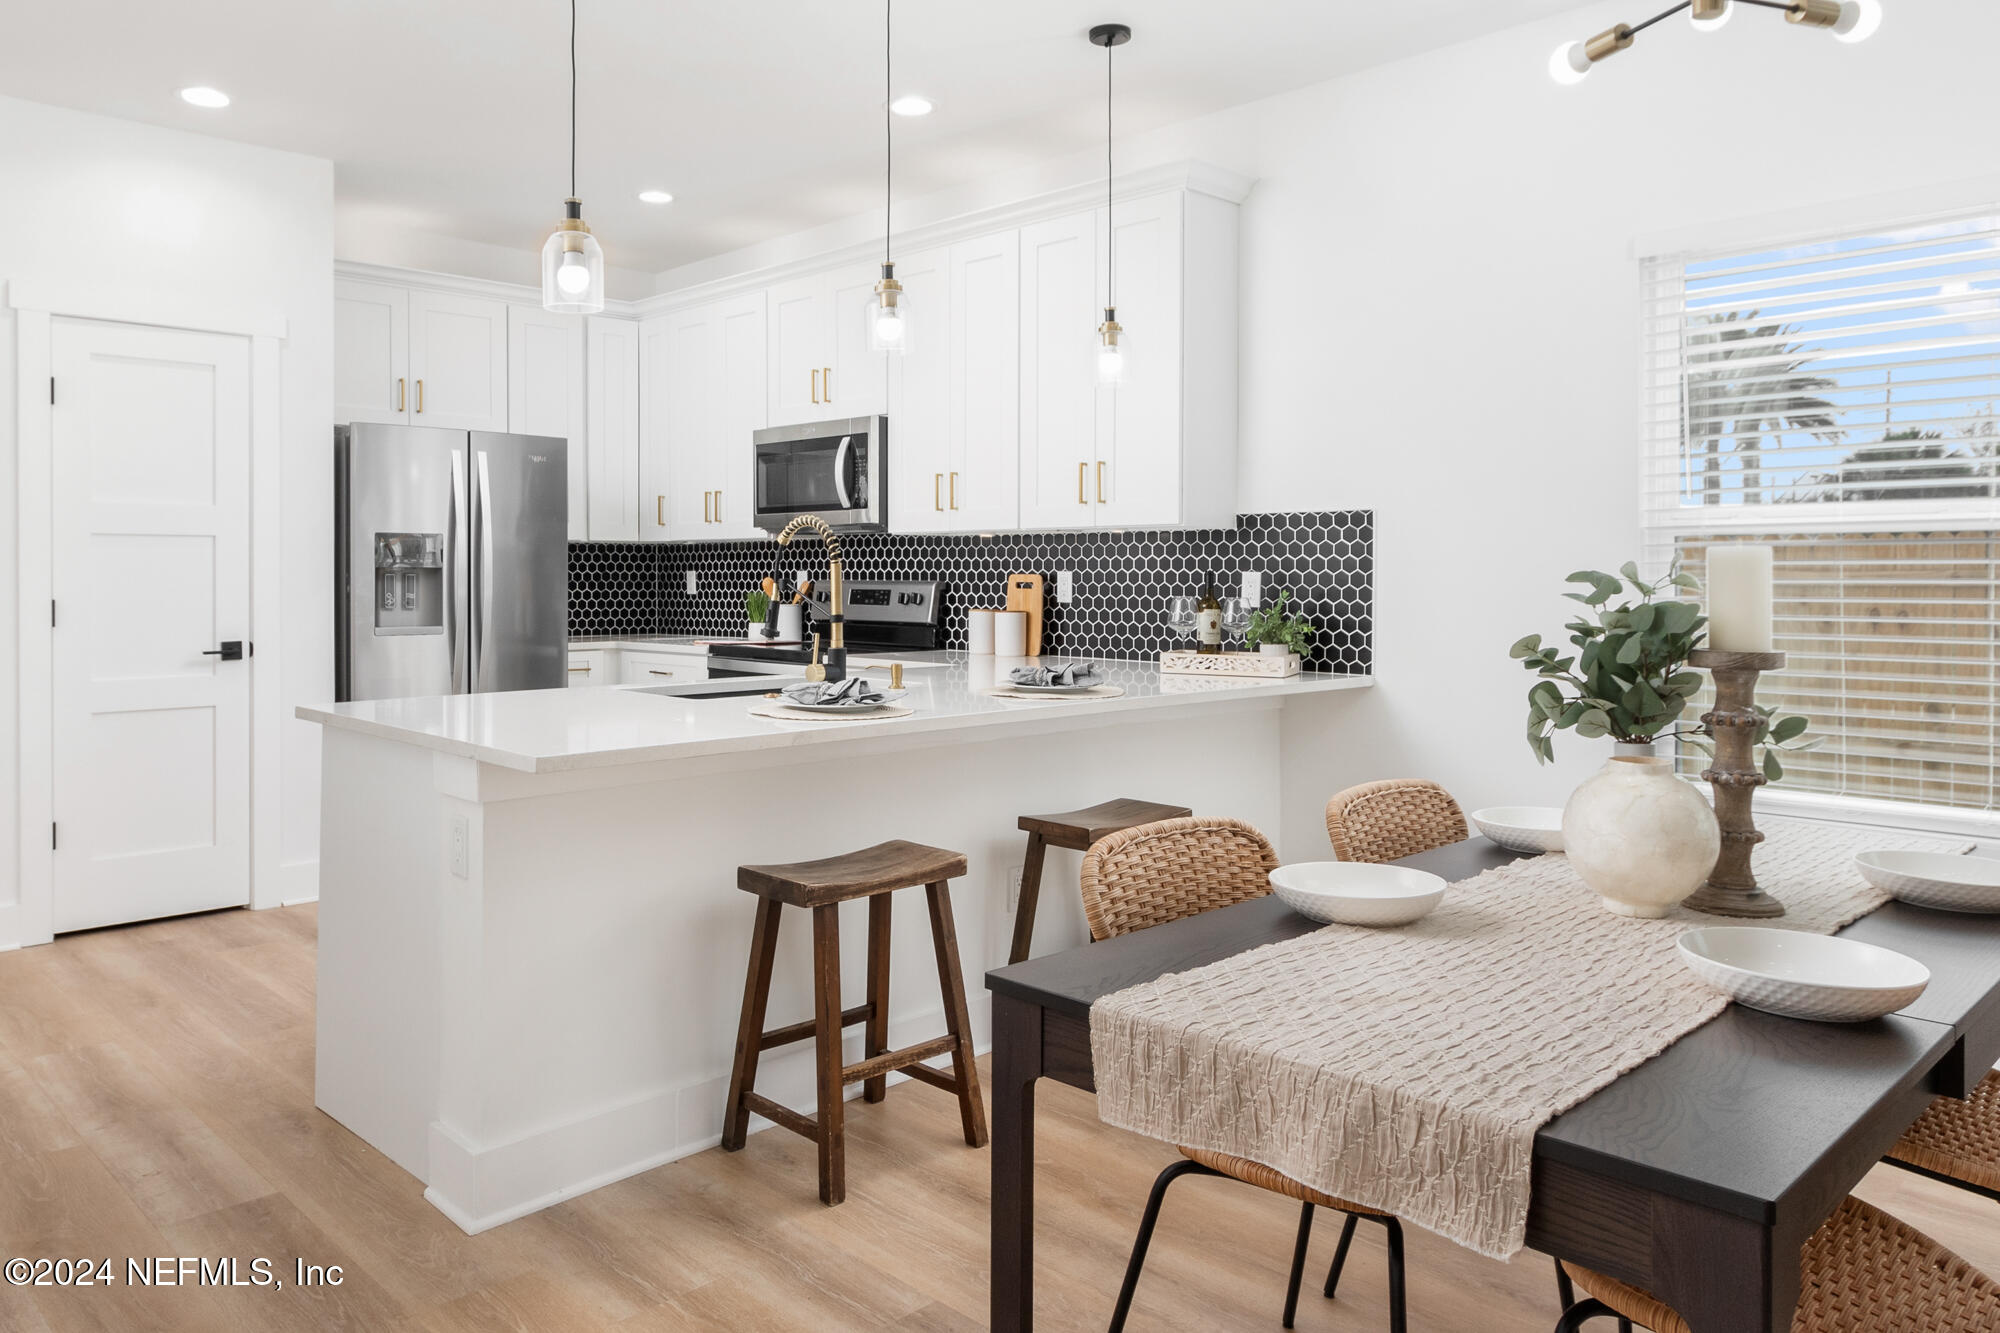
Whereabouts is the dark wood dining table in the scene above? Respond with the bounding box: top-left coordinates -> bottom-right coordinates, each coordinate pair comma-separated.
985,837 -> 2000,1332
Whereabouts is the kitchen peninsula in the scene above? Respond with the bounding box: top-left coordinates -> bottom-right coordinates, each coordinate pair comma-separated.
298,656 -> 1368,1233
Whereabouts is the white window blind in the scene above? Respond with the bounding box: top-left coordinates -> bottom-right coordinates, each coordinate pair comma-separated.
1642,211 -> 2000,813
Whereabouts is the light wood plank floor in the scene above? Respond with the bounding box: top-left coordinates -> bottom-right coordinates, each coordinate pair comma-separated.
1,904 -> 1994,1332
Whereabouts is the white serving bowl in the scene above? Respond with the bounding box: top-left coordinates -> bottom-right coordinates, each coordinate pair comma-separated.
1469,806 -> 1565,855
1269,862 -> 1447,928
1855,849 -> 2000,914
1677,927 -> 1929,1023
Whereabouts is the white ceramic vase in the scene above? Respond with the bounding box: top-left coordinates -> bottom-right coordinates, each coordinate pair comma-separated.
1562,754 -> 1720,918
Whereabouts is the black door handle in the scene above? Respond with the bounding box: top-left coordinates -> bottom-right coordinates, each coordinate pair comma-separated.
202,641 -> 244,662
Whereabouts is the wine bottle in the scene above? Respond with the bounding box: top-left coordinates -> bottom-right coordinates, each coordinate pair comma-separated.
1195,575 -> 1223,655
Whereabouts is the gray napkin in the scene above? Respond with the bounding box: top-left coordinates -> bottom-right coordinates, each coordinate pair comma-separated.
1008,662 -> 1101,687
781,678 -> 886,707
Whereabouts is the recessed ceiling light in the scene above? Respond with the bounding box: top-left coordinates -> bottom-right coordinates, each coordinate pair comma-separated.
637,190 -> 674,204
888,94 -> 934,117
179,86 -> 230,109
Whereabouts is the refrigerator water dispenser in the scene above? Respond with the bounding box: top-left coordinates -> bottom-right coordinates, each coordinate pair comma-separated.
373,532 -> 444,635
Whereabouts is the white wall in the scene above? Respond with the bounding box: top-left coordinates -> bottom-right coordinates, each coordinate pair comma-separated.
0,95 -> 333,942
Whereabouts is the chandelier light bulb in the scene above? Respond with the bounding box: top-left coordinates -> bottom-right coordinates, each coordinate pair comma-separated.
555,252 -> 592,295
1548,41 -> 1592,85
1690,0 -> 1732,33
1834,0 -> 1882,43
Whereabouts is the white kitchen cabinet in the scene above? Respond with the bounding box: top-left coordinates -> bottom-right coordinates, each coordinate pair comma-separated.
765,261 -> 886,427
888,235 -> 1019,534
1018,189 -> 1237,531
507,306 -> 587,539
335,279 -> 411,426
567,649 -> 609,686
409,291 -> 509,431
585,315 -> 641,542
642,294 -> 766,542
618,649 -> 709,685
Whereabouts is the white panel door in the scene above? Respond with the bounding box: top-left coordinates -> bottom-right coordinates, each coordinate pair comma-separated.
335,279 -> 410,426
1097,192 -> 1185,528
659,305 -> 718,541
585,315 -> 641,541
827,261 -> 888,419
410,291 -> 508,431
886,246 -> 951,533
710,292 -> 767,537
637,314 -> 674,541
51,319 -> 252,932
507,305 -> 587,538
765,274 -> 829,427
950,231 -> 1021,533
1018,211 -> 1100,529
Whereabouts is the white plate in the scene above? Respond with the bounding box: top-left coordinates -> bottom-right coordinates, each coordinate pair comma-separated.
1469,806 -> 1565,855
1007,680 -> 1101,695
1268,862 -> 1447,927
778,689 -> 906,713
1855,849 -> 2000,914
1677,927 -> 1929,1023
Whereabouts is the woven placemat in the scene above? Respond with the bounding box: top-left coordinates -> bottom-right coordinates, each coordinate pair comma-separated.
980,684 -> 1126,702
746,700 -> 915,723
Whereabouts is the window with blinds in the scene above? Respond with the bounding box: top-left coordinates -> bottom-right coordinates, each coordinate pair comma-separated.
1642,212 -> 2000,813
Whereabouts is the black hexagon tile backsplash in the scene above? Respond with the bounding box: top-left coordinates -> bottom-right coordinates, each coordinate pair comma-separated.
568,510 -> 1372,674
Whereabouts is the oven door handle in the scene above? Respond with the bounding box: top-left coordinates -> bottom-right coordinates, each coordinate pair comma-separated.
832,435 -> 853,510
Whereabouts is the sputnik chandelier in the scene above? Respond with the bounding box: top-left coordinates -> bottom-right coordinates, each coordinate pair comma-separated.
1550,0 -> 1880,84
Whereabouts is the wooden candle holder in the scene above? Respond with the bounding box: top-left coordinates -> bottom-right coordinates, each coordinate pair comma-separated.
1683,649 -> 1787,919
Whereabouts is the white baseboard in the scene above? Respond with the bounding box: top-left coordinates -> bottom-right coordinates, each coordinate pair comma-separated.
270,857 -> 319,907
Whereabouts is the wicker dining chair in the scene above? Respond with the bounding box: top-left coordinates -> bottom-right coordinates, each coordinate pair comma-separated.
1082,817 -> 1410,1333
1552,1195 -> 2000,1332
1324,779 -> 1468,865
1884,1070 -> 2000,1205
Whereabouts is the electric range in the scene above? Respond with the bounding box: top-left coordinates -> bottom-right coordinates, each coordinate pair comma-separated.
705,579 -> 944,676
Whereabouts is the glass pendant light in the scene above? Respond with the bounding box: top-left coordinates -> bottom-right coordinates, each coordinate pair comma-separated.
541,0 -> 604,314
1091,24 -> 1131,388
869,0 -> 909,354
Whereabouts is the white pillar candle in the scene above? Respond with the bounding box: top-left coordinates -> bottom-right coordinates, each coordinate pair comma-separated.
1706,545 -> 1774,652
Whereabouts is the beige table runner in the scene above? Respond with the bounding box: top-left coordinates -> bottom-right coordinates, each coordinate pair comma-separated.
1089,821 -> 1967,1260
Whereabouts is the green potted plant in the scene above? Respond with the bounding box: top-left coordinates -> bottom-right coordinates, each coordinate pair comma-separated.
1246,589 -> 1315,660
744,587 -> 770,639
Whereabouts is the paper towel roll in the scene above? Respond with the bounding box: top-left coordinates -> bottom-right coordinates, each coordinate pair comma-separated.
994,610 -> 1028,658
968,608 -> 997,655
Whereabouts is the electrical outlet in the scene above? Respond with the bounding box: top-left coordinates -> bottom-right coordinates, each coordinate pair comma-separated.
1004,865 -> 1024,912
1241,570 -> 1263,606
450,816 -> 468,879
684,570 -> 698,595
1056,570 -> 1075,605
796,569 -> 810,591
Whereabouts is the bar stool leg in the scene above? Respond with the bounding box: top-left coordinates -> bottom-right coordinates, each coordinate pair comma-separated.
722,897 -> 782,1152
1008,832 -> 1048,965
812,903 -> 846,1205
926,880 -> 989,1147
864,893 -> 893,1104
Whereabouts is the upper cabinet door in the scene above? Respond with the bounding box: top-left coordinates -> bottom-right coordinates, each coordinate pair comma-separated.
410,291 -> 508,431
659,306 -> 719,542
585,315 -> 641,542
886,246 -> 951,534
507,306 -> 587,539
765,274 -> 829,427
1018,211 -> 1101,530
335,279 -> 410,426
949,231 -> 1021,533
1095,192 -> 1185,529
710,292 -> 767,538
637,314 -> 676,542
827,261 -> 888,420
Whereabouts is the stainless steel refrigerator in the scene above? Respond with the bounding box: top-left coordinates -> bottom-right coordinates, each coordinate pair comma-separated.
335,423 -> 568,701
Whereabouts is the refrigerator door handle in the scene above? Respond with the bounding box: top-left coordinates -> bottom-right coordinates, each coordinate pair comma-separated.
449,448 -> 469,692
475,449 -> 497,692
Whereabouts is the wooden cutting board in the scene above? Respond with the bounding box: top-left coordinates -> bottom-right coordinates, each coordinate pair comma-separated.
1005,574 -> 1044,657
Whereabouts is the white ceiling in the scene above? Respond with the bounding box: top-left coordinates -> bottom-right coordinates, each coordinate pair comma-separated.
2,1 -> 1598,274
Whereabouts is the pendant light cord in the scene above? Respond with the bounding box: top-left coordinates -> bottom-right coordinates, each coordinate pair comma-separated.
569,0 -> 578,199
1105,31 -> 1114,308
884,0 -> 893,265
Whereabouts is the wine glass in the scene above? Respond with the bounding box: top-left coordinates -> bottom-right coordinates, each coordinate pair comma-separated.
1220,597 -> 1251,647
1164,596 -> 1198,641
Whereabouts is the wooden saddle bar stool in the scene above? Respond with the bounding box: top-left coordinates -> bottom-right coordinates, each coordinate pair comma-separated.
1324,778 -> 1468,864
1009,797 -> 1192,963
721,839 -> 988,1205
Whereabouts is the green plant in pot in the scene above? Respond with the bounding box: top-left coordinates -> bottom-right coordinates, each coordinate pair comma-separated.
745,588 -> 771,637
1246,589 -> 1315,659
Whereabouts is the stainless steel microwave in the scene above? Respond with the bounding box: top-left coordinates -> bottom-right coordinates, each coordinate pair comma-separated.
751,415 -> 887,533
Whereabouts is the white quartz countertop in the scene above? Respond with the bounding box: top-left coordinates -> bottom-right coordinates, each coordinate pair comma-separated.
298,655 -> 1372,774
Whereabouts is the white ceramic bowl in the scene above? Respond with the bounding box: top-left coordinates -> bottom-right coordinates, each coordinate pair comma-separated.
1677,927 -> 1929,1023
1855,849 -> 2000,914
1469,806 -> 1565,855
1269,862 -> 1447,928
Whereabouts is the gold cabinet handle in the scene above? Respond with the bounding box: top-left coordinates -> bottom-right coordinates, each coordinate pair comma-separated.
647,669 -> 675,677
703,491 -> 712,524
397,377 -> 406,412
811,368 -> 820,404
656,495 -> 664,527
1078,461 -> 1087,504
823,366 -> 833,401
415,379 -> 424,414
934,473 -> 943,511
568,665 -> 592,674
713,489 -> 721,524
1097,461 -> 1106,503
950,471 -> 959,510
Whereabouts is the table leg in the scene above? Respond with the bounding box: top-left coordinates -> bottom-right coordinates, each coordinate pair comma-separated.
991,992 -> 1044,1332
1649,1196 -> 1791,1333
